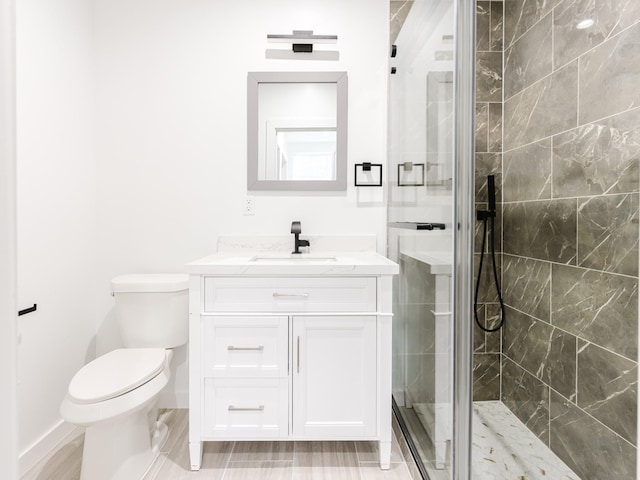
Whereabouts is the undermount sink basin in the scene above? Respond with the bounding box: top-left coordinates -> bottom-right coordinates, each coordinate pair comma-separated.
249,254 -> 338,262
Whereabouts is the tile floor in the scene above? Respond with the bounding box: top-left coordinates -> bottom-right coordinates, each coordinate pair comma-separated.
21,409 -> 415,480
472,401 -> 579,479
20,402 -> 584,480
396,400 -> 581,479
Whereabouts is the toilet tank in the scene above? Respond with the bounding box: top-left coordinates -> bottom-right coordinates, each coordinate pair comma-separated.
111,274 -> 189,348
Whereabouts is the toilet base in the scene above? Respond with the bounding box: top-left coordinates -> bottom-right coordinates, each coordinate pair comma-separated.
80,407 -> 168,480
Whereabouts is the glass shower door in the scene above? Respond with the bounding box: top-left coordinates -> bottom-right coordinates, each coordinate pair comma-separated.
388,0 -> 475,478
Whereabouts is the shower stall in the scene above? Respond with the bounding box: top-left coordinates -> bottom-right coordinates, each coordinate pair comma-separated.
388,0 -> 639,479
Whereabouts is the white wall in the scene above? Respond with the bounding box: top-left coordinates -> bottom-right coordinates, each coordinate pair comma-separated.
0,0 -> 18,477
16,0 -> 96,466
93,0 -> 390,405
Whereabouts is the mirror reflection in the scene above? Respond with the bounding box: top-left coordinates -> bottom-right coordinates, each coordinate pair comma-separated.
273,129 -> 337,181
247,71 -> 347,191
258,82 -> 337,181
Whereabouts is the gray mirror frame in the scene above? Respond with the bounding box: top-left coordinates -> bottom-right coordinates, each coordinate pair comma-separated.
247,71 -> 348,191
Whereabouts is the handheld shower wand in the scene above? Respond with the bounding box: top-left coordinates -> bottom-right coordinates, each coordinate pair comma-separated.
474,174 -> 505,332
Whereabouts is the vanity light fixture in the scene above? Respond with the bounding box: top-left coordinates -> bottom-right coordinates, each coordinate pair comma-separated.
267,30 -> 338,53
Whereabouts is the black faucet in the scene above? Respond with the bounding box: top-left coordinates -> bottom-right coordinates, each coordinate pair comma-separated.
291,221 -> 310,254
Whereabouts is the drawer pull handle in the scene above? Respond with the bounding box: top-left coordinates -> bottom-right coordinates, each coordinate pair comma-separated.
297,336 -> 300,374
227,345 -> 265,351
228,405 -> 264,412
272,293 -> 309,298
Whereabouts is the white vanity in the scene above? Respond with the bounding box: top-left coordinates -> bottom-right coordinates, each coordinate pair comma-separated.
186,236 -> 398,470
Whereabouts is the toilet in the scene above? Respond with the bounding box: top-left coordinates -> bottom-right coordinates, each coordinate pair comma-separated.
60,273 -> 189,480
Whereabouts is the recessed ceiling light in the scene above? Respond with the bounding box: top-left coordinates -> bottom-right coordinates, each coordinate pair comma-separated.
576,18 -> 595,29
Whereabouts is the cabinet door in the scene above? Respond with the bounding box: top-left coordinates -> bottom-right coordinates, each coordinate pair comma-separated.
292,315 -> 377,438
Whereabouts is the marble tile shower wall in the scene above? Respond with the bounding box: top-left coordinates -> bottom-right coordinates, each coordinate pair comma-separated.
473,0 -> 504,402
501,0 -> 640,478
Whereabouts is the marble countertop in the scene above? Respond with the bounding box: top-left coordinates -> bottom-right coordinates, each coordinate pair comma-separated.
400,250 -> 452,275
186,251 -> 399,276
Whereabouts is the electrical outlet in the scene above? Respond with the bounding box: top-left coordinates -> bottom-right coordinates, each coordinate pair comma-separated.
243,196 -> 255,215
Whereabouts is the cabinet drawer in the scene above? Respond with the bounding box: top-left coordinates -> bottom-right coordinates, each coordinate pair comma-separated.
202,316 -> 288,378
202,378 -> 288,439
203,277 -> 377,313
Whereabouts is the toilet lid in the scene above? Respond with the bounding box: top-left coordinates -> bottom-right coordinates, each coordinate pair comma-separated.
68,348 -> 167,404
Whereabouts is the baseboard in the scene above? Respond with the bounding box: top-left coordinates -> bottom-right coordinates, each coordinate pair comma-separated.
19,420 -> 78,477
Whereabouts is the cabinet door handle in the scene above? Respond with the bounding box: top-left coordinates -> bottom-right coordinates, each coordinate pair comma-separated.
272,293 -> 309,298
228,405 -> 264,411
227,345 -> 264,351
297,336 -> 300,373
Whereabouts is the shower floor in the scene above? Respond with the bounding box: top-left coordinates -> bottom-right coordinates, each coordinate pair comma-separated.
473,401 -> 579,479
397,400 -> 580,479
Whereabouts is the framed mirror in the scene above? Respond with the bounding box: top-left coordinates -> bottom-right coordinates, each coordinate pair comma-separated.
247,71 -> 348,191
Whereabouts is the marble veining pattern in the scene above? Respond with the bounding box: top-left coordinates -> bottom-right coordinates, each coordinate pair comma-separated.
504,12 -> 552,99
390,0 -> 414,44
475,153 -> 502,203
475,102 -> 489,152
502,357 -> 550,442
554,0 -> 640,68
474,1 -> 504,403
550,391 -> 637,479
503,138 -> 552,201
576,341 -> 638,445
504,61 -> 578,150
473,354 -> 501,401
503,199 -> 577,264
476,51 -> 503,102
474,252 -> 502,303
551,263 -> 638,361
473,401 -> 579,479
502,254 -> 551,321
490,1 -> 504,51
504,0 -> 562,48
578,22 -> 640,125
552,107 -> 640,198
477,1 -> 491,51
473,303 -> 502,354
488,102 -> 502,152
504,307 -> 577,401
577,193 -> 639,276
501,0 -> 639,475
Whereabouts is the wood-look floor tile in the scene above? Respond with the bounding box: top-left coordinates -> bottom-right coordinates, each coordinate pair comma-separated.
293,441 -> 360,479
144,409 -> 189,478
147,415 -> 232,480
156,409 -> 188,455
21,410 -> 416,480
224,461 -> 293,480
231,441 -> 295,462
21,428 -> 83,480
354,436 -> 404,464
358,463 -> 414,479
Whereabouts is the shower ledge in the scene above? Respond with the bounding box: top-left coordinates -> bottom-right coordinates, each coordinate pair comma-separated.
399,251 -> 452,275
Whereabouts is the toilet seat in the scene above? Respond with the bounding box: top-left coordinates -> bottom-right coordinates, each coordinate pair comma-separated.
68,348 -> 167,404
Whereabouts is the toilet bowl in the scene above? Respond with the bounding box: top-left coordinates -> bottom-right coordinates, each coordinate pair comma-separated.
61,348 -> 173,480
60,274 -> 188,480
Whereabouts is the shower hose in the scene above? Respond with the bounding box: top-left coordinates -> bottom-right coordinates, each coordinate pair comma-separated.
473,212 -> 506,332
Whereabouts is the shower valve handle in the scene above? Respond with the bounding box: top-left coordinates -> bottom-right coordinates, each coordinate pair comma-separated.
477,209 -> 496,221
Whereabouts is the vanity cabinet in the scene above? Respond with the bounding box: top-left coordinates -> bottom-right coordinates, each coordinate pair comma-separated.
188,271 -> 395,471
